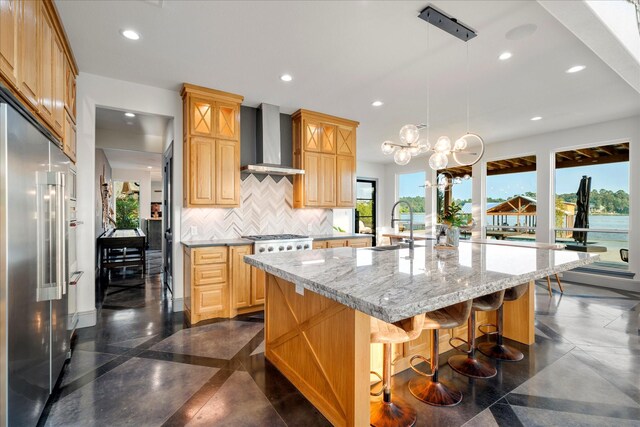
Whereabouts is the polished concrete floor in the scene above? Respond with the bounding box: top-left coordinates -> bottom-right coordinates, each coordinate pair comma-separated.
40,257 -> 640,426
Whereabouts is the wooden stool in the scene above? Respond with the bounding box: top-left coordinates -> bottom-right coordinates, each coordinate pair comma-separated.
478,283 -> 528,361
370,314 -> 425,427
448,290 -> 505,379
408,300 -> 472,407
545,274 -> 564,296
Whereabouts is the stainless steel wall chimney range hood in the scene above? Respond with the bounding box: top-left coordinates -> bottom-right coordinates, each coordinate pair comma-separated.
241,103 -> 304,176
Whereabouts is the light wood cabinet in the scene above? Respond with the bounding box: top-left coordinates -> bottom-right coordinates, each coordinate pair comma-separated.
184,244 -> 265,324
231,246 -> 252,309
292,110 -> 358,208
63,110 -> 75,162
182,84 -> 243,208
17,0 -> 38,109
215,139 -> 239,205
184,246 -> 230,323
37,2 -> 54,128
1,0 -> 78,159
313,237 -> 372,250
0,0 -> 19,88
336,155 -> 355,207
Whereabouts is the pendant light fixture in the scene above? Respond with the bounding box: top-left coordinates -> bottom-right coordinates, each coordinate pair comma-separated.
381,6 -> 484,170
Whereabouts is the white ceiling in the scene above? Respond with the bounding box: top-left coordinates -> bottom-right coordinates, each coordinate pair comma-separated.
96,106 -> 170,137
103,148 -> 163,181
56,0 -> 640,163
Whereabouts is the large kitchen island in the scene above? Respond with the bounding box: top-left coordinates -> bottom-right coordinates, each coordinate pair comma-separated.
244,242 -> 597,426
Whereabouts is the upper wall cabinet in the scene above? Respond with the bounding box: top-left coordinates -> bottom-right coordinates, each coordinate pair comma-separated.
292,109 -> 358,208
0,0 -> 78,161
181,83 -> 243,208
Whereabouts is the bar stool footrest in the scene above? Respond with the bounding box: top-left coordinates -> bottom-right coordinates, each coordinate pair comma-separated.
448,336 -> 471,354
409,355 -> 434,377
478,323 -> 498,336
369,370 -> 384,397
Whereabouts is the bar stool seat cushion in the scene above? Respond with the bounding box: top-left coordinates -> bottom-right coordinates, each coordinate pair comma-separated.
371,314 -> 425,344
505,283 -> 529,302
472,290 -> 505,312
423,300 -> 472,330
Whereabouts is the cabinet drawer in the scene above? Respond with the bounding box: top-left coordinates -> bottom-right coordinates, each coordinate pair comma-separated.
193,284 -> 227,317
326,239 -> 348,248
193,247 -> 227,265
194,264 -> 227,286
348,238 -> 371,248
312,241 -> 328,250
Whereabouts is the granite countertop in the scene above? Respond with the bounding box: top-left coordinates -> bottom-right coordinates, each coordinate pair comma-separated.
244,242 -> 598,323
181,238 -> 253,248
311,233 -> 373,241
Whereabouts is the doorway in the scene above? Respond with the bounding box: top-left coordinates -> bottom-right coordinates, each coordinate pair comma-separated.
163,142 -> 174,292
354,179 -> 377,246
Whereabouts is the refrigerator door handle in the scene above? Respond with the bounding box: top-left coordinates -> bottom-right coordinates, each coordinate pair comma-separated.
56,171 -> 66,296
36,171 -> 65,301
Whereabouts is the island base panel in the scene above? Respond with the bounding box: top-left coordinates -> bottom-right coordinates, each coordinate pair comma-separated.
264,274 -> 370,427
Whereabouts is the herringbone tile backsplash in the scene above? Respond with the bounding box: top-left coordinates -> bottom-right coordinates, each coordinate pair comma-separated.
181,174 -> 334,240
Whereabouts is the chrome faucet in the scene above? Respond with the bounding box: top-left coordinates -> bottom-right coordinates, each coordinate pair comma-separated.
391,200 -> 414,250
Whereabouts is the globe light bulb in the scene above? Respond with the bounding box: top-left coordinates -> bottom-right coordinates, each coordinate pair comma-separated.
434,136 -> 452,153
428,152 -> 448,170
454,137 -> 467,151
408,144 -> 421,156
394,148 -> 411,165
453,177 -> 462,184
399,124 -> 420,145
381,141 -> 396,155
417,138 -> 431,153
463,174 -> 471,180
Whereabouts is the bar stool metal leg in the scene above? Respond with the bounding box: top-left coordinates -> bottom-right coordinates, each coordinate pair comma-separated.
408,329 -> 462,406
370,343 -> 417,427
448,312 -> 497,379
478,305 -> 524,361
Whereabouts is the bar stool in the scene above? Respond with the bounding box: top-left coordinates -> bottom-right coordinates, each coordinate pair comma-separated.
448,290 -> 505,379
478,283 -> 529,361
370,314 -> 425,427
408,300 -> 473,406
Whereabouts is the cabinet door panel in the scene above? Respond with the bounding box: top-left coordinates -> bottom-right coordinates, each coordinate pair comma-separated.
337,126 -> 355,156
190,97 -> 215,137
326,239 -> 347,248
304,152 -> 320,206
38,3 -> 54,126
189,137 -> 215,205
321,124 -> 336,153
64,57 -> 75,118
320,154 -> 336,207
216,101 -> 239,140
251,267 -> 265,306
194,264 -> 227,286
18,0 -> 38,108
52,35 -> 64,136
303,119 -> 321,152
194,284 -> 227,318
336,155 -> 355,207
348,239 -> 371,248
231,246 -> 252,309
215,139 -> 239,205
63,111 -> 76,162
0,0 -> 19,87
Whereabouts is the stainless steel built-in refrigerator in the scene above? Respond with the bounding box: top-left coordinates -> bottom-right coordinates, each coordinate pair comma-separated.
1,89 -> 71,426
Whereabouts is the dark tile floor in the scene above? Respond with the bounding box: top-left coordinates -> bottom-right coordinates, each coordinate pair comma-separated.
40,256 -> 640,426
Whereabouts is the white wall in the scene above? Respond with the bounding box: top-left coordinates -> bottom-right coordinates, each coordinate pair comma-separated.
95,128 -> 164,153
111,168 -> 152,221
380,114 -> 640,284
75,72 -> 182,327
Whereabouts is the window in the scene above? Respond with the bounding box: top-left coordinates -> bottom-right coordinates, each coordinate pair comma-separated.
355,179 -> 377,245
397,172 -> 426,231
114,181 -> 140,229
553,143 -> 630,271
485,156 -> 537,241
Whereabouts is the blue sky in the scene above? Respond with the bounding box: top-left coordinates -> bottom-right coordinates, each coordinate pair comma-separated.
398,162 -> 629,200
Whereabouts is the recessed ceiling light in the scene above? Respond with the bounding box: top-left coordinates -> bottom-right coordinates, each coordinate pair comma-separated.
372,100 -> 384,107
120,29 -> 140,40
498,52 -> 512,61
125,112 -> 136,118
280,74 -> 293,82
530,116 -> 542,121
147,166 -> 153,169
566,65 -> 586,73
